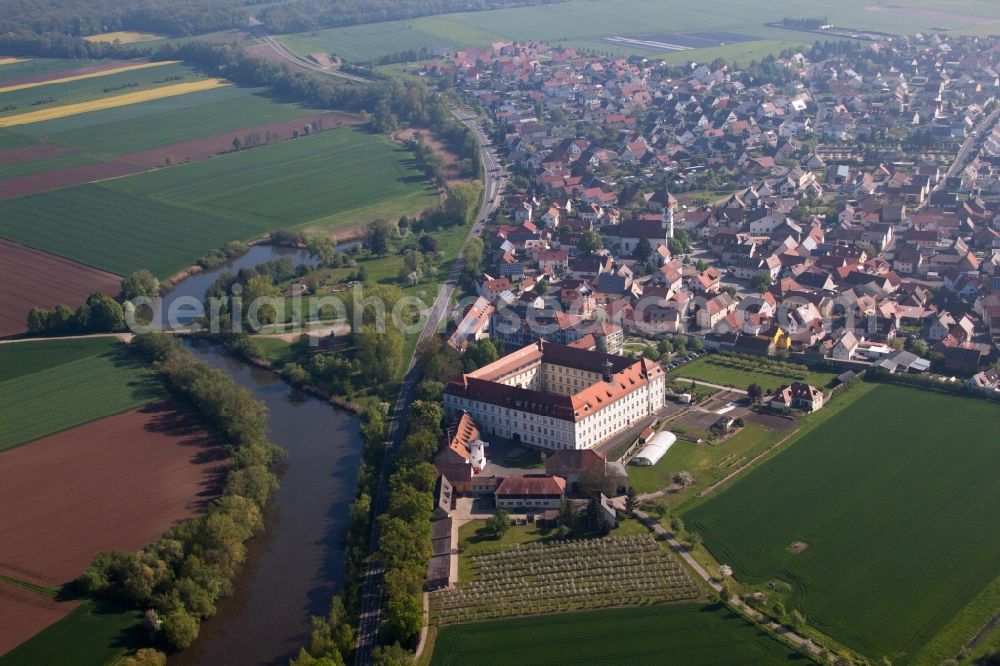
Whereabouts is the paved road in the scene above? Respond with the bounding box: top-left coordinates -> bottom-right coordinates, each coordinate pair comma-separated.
937,107 -> 999,190
353,111 -> 503,666
250,26 -> 373,84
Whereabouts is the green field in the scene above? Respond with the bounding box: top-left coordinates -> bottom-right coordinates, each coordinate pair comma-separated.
0,601 -> 141,666
430,603 -> 807,665
0,62 -> 204,118
672,355 -> 836,392
0,128 -> 437,276
38,88 -> 324,155
0,338 -> 162,451
0,58 -> 105,84
4,83 -> 251,138
278,0 -> 1000,64
684,384 -> 1000,662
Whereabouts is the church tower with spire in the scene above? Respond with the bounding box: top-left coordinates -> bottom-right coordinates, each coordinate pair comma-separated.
660,187 -> 676,239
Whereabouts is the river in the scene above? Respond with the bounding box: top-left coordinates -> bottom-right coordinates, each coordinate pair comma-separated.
164,246 -> 364,666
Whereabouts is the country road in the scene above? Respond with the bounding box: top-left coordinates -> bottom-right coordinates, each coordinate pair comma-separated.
353,108 -> 503,666
249,25 -> 373,84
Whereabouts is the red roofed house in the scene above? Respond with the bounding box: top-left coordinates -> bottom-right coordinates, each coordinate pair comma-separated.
769,382 -> 825,412
494,474 -> 566,509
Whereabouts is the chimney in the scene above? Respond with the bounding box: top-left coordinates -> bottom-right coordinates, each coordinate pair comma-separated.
602,359 -> 614,383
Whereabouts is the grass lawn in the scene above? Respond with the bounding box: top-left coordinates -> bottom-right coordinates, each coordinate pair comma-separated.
684,384 -> 1000,662
0,338 -> 162,451
0,601 -> 142,666
628,423 -> 782,501
0,128 -> 437,277
429,603 -> 808,666
672,355 -> 836,392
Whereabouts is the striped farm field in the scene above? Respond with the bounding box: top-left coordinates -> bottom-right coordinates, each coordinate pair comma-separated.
430,603 -> 807,665
0,338 -> 162,451
0,77 -> 229,127
684,384 -> 1000,663
0,60 -> 176,93
0,128 -> 436,276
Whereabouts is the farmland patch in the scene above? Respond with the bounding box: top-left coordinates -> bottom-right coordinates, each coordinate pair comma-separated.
430,603 -> 807,665
0,77 -> 229,127
685,384 -> 1000,661
0,60 -> 175,94
0,340 -> 161,450
0,586 -> 76,657
84,31 -> 164,44
0,128 -> 436,276
606,31 -> 756,52
0,239 -> 121,338
0,400 -> 226,588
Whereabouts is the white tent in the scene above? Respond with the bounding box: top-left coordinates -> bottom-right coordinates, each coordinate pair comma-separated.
631,431 -> 676,466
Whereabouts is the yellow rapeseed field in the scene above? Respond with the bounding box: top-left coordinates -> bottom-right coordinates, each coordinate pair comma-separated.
0,78 -> 231,127
84,31 -> 163,44
0,57 -> 28,66
0,60 -> 179,94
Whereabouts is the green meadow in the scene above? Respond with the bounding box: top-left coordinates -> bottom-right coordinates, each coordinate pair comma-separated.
684,384 -> 1000,662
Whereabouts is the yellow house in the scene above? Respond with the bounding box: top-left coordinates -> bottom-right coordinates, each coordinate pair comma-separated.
760,326 -> 791,351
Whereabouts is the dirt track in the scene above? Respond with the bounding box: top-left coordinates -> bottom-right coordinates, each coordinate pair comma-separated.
0,238 -> 122,338
0,586 -> 77,656
0,401 -> 226,588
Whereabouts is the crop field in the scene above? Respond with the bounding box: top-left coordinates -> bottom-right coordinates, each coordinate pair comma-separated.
37,87 -> 329,154
279,0 -> 1000,64
671,354 -> 837,391
84,31 -> 164,44
0,128 -> 437,277
430,603 -> 807,666
0,585 -> 76,657
0,60 -> 177,96
0,77 -> 230,127
0,401 -> 225,588
0,238 -> 122,338
0,338 -> 161,450
0,601 -> 141,665
684,384 -> 1000,662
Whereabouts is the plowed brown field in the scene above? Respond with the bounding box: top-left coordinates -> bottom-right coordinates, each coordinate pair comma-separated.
0,401 -> 226,588
0,586 -> 76,656
0,239 -> 122,338
0,143 -> 76,165
0,159 -> 146,199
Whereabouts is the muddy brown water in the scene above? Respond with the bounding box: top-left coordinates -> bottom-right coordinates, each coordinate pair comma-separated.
166,340 -> 363,665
